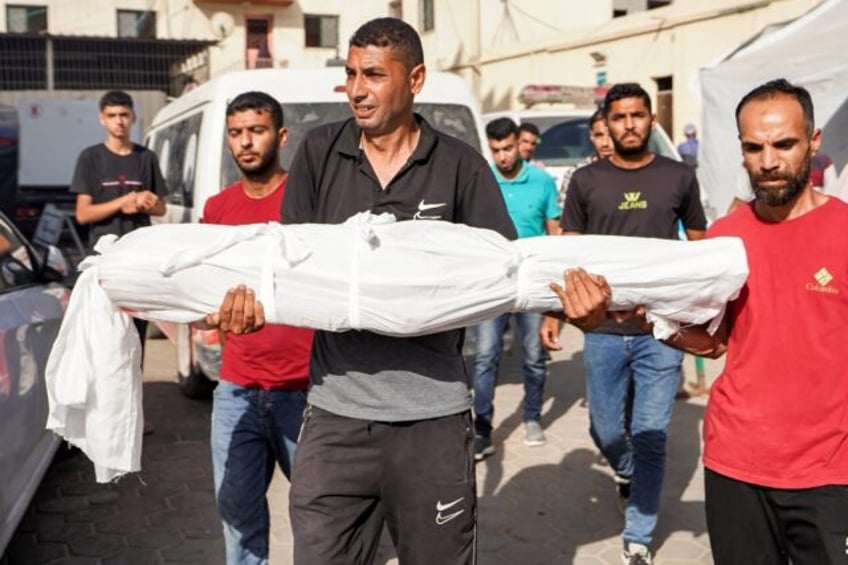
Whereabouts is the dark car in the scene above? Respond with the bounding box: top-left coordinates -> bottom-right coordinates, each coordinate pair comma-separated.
0,210 -> 73,554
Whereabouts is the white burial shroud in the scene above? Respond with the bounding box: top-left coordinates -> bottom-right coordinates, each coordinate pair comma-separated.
45,212 -> 748,482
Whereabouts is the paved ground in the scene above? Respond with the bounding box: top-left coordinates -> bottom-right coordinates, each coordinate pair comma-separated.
1,324 -> 723,564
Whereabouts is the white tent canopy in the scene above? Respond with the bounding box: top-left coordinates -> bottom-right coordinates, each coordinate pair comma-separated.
698,0 -> 848,215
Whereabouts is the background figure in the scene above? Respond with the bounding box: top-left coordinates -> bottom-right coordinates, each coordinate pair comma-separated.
809,151 -> 837,190
71,90 -> 166,249
557,109 -> 614,207
677,123 -> 699,168
473,117 -> 560,461
70,89 -> 166,434
203,91 -> 312,565
662,78 -> 848,565
542,83 -> 707,565
517,121 -> 545,169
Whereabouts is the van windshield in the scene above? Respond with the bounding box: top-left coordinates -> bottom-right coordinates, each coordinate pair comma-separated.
534,117 -> 677,166
221,103 -> 482,189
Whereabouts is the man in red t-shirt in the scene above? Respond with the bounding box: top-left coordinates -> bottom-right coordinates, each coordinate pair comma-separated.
202,91 -> 312,565
647,79 -> 848,564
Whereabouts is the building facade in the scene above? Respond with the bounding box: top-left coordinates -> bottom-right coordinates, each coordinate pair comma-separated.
0,0 -> 823,140
399,0 -> 821,145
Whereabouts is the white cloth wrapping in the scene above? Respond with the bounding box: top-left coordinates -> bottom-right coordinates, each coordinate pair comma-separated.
45,268 -> 144,483
46,212 -> 748,482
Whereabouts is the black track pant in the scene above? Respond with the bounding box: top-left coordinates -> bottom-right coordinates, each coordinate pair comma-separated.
290,406 -> 477,565
705,468 -> 848,565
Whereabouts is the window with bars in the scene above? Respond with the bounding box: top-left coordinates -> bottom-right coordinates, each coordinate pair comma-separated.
117,9 -> 156,39
304,14 -> 338,48
6,4 -> 47,34
0,35 -> 211,95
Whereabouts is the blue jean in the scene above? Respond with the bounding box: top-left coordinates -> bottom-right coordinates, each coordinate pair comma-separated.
473,312 -> 547,438
211,380 -> 307,565
582,332 -> 683,548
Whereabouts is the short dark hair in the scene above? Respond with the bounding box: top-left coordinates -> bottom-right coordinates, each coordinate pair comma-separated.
226,91 -> 284,130
603,83 -> 652,116
486,117 -> 519,141
518,122 -> 540,137
349,17 -> 424,71
589,109 -> 605,127
99,90 -> 134,111
735,78 -> 814,136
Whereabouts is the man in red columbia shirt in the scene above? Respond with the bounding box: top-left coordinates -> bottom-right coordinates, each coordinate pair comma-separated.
202,91 -> 313,565
649,79 -> 848,564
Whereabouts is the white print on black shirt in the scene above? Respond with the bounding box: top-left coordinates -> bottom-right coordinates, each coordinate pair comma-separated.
413,199 -> 446,220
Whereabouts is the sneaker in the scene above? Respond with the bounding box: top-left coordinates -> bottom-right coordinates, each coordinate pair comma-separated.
621,542 -> 652,565
523,421 -> 546,446
614,474 -> 631,515
474,435 -> 495,461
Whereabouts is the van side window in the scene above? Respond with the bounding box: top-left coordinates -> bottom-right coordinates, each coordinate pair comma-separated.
149,113 -> 203,207
414,103 -> 480,152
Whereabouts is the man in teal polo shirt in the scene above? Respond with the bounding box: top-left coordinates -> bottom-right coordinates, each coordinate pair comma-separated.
473,117 -> 561,460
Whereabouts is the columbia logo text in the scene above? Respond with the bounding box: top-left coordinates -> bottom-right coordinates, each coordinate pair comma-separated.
806,267 -> 838,294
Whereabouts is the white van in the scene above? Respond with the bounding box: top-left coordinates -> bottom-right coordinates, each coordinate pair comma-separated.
144,67 -> 487,396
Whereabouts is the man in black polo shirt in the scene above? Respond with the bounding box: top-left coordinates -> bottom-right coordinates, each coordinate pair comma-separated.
280,18 -> 515,565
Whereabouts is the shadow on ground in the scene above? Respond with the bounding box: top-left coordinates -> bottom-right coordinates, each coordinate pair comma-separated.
1,380 -> 224,565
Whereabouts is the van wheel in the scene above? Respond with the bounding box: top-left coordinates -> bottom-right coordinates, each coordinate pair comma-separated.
175,324 -> 214,399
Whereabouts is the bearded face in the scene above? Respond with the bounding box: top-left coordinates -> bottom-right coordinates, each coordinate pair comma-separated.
737,93 -> 820,209
226,108 -> 283,181
606,97 -> 654,158
749,146 -> 811,207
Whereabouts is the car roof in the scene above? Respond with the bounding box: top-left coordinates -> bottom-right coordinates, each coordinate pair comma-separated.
483,107 -> 595,124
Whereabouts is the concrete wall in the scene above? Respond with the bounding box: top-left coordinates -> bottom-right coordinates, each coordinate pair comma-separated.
0,0 -> 173,35
0,0 -> 393,78
0,0 -> 824,143
417,0 -> 821,146
181,0 -> 393,76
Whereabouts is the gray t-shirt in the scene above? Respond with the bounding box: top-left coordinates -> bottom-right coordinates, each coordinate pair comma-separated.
70,143 -> 167,249
283,117 -> 517,421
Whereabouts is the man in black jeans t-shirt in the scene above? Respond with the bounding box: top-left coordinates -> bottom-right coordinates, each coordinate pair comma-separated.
71,90 -> 167,433
542,83 -> 707,565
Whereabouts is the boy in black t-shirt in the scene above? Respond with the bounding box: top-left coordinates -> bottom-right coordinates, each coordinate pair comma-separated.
71,90 -> 167,434
71,90 -> 166,250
